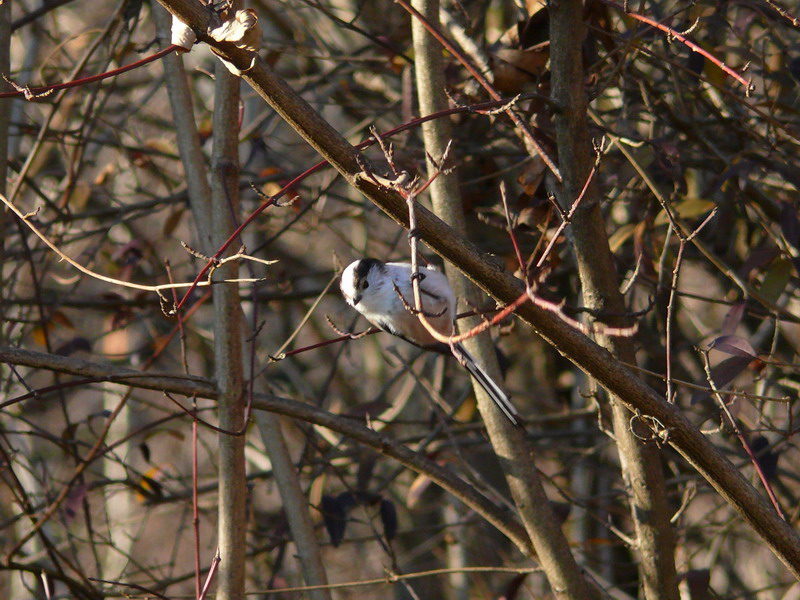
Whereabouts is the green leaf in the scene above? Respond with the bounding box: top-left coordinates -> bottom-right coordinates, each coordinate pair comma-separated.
760,258 -> 792,303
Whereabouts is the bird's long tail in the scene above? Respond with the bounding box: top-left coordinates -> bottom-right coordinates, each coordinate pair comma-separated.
451,343 -> 521,426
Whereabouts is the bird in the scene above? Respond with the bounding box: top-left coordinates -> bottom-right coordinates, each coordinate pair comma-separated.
340,258 -> 520,425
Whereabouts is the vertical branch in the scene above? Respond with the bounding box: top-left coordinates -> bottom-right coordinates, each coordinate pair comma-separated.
410,1 -> 598,598
254,416 -> 332,600
153,9 -> 214,595
396,0 -> 561,181
549,2 -> 679,599
665,209 -> 718,404
156,8 -> 330,595
153,7 -> 215,254
664,237 -> 682,404
0,9 -> 11,579
210,44 -> 247,600
0,0 -> 9,343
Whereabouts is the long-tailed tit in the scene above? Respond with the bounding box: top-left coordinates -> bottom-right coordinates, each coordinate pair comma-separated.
340,259 -> 520,425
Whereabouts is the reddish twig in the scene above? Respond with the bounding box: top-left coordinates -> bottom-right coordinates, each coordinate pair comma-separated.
499,181 -> 527,279
198,549 -> 221,600
0,45 -> 181,99
173,93 -> 554,321
364,136 -> 634,346
535,140 -> 603,270
165,260 -> 202,599
599,0 -> 754,94
763,0 -> 800,27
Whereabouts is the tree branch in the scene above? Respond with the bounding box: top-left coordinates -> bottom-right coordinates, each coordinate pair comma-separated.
0,344 -> 534,557
153,0 -> 800,580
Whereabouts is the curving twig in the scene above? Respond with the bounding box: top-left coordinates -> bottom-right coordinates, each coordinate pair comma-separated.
0,193 -> 269,306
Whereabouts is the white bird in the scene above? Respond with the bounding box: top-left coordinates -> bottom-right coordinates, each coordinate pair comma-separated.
340,259 -> 520,425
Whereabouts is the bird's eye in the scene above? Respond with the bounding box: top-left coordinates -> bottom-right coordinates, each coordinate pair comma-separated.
362,280 -> 370,290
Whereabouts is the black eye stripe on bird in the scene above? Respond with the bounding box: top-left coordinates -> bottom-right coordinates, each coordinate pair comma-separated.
340,258 -> 521,426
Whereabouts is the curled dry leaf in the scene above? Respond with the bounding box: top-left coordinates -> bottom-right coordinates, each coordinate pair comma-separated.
720,300 -> 745,336
708,334 -> 757,359
517,155 -> 547,196
492,10 -> 550,94
202,9 -> 264,75
492,46 -> 549,94
208,9 -> 261,52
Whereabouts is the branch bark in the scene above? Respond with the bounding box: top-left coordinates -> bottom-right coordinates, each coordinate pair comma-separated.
155,10 -> 331,595
411,1 -> 597,597
152,6 -> 215,254
209,53 -> 248,600
253,416 -> 331,600
548,2 -> 679,597
0,1 -> 10,331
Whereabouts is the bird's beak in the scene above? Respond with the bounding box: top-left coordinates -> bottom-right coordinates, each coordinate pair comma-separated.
352,294 -> 361,305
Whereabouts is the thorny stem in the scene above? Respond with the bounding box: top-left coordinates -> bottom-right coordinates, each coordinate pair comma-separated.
389,155 -> 526,346
4,93 -> 547,324
763,0 -> 800,26
401,178 -> 636,344
172,94 -> 539,314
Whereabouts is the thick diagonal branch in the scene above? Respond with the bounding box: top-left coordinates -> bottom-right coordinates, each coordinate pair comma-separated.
154,0 -> 800,580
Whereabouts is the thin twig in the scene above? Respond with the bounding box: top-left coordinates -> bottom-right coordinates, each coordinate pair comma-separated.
0,45 -> 180,99
0,192 -> 267,304
700,350 -> 785,520
535,139 -> 603,270
597,0 -> 754,95
763,0 -> 800,26
665,208 -> 718,403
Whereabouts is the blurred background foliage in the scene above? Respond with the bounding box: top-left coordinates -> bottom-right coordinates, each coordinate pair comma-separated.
1,0 -> 800,598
